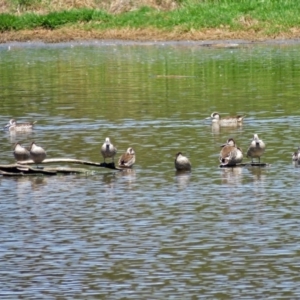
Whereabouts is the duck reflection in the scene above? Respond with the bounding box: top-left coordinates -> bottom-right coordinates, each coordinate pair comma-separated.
293,161 -> 300,168
14,176 -> 48,216
117,168 -> 136,177
175,171 -> 191,190
30,176 -> 48,189
247,166 -> 267,183
221,167 -> 243,185
102,172 -> 117,186
14,177 -> 32,203
116,168 -> 136,189
211,123 -> 221,134
15,176 -> 48,195
6,131 -> 34,144
211,122 -> 243,134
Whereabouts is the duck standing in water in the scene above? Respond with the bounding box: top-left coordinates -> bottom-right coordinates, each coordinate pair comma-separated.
29,142 -> 47,167
101,137 -> 117,163
246,134 -> 265,163
206,112 -> 245,126
13,142 -> 30,161
219,138 -> 243,166
118,147 -> 136,168
4,119 -> 36,132
292,147 -> 300,163
175,152 -> 192,171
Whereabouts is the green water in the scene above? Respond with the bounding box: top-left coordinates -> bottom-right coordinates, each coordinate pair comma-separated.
2,42 -> 299,163
1,41 -> 300,298
2,42 -> 299,119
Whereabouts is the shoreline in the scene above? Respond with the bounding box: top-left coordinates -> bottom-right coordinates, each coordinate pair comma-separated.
1,28 -> 300,44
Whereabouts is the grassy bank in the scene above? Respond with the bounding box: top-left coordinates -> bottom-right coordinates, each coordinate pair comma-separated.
1,0 -> 300,42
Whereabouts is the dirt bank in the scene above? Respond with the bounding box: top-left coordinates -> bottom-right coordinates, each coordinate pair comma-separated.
1,27 -> 300,43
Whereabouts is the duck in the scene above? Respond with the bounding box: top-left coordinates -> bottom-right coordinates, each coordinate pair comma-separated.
219,138 -> 243,166
292,147 -> 300,162
246,134 -> 265,163
4,119 -> 36,132
118,147 -> 136,168
29,142 -> 47,167
13,142 -> 30,161
206,112 -> 245,126
175,152 -> 192,171
101,137 -> 117,163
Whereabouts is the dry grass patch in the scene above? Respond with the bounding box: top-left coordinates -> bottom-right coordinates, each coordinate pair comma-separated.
237,15 -> 260,28
0,0 -> 179,14
0,1 -> 10,12
109,0 -> 178,14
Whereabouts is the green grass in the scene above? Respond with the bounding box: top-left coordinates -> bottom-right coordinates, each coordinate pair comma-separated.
1,0 -> 300,33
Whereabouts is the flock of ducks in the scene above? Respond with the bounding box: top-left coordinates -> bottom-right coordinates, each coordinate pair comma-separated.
4,119 -> 136,169
4,113 -> 300,172
175,133 -> 266,171
4,119 -> 47,167
13,142 -> 47,167
100,137 -> 136,168
175,112 -> 267,171
219,134 -> 265,166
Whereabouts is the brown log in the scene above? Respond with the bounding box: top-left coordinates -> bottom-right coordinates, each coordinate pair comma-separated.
220,163 -> 270,168
0,158 -> 129,176
16,158 -> 123,170
0,164 -> 56,176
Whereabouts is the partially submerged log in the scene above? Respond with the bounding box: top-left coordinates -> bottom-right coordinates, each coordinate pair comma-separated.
17,158 -> 123,170
0,164 -> 57,176
220,162 -> 270,168
0,158 -> 129,176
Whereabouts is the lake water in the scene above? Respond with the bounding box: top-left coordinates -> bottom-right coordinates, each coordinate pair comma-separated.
1,40 -> 300,299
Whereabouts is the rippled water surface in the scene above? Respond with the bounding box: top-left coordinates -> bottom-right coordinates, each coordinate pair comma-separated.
1,40 -> 300,298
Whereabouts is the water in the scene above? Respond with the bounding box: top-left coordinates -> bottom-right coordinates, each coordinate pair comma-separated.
1,40 -> 300,298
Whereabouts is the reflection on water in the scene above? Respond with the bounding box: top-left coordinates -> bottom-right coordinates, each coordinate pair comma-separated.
210,122 -> 244,135
293,161 -> 300,168
1,41 -> 300,298
220,166 -> 243,185
5,130 -> 36,145
247,166 -> 268,182
175,171 -> 191,190
116,168 -> 137,190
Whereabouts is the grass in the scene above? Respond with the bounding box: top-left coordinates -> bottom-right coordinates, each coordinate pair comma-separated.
0,0 -> 300,39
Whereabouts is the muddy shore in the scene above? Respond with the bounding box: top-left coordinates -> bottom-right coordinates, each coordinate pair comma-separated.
1,27 -> 300,44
